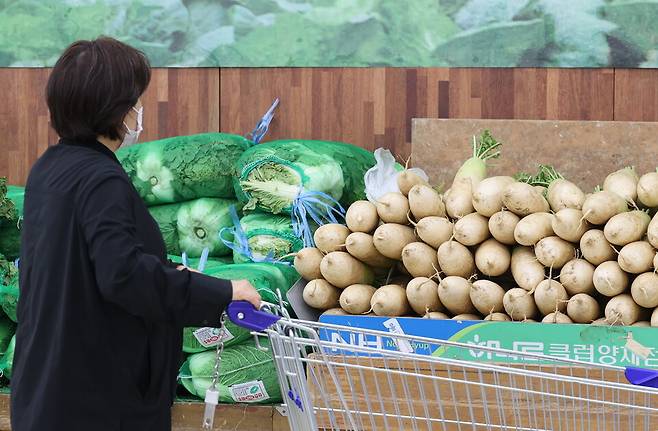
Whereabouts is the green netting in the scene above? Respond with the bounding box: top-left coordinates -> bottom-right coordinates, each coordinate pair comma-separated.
0,184 -> 23,260
167,254 -> 233,272
0,255 -> 18,322
233,212 -> 304,264
149,198 -> 237,258
179,338 -> 281,404
0,316 -> 15,357
181,321 -> 251,354
117,133 -> 253,206
0,335 -> 15,380
234,140 -> 375,214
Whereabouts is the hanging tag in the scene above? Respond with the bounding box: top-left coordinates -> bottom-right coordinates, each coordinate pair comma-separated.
202,387 -> 220,429
193,326 -> 234,348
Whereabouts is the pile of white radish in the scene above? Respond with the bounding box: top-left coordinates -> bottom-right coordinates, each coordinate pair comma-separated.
294,131 -> 658,328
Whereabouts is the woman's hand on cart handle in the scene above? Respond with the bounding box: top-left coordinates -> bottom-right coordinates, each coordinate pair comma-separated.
231,279 -> 261,309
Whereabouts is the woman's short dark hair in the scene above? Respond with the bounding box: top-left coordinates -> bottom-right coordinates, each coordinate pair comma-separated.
46,37 -> 151,142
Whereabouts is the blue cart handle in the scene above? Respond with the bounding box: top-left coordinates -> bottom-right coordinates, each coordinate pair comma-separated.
625,367 -> 658,388
227,301 -> 281,332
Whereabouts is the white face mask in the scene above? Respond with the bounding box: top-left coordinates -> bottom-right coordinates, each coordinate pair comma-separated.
120,106 -> 143,148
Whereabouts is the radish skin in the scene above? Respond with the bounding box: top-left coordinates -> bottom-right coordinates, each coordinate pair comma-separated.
424,311 -> 450,319
415,217 -> 453,249
633,321 -> 651,327
618,241 -> 655,274
402,242 -> 439,278
475,239 -> 511,277
559,259 -> 595,295
376,192 -> 410,224
340,284 -> 377,314
294,247 -> 325,281
322,308 -> 349,316
593,261 -> 629,297
409,184 -> 445,219
373,224 -> 417,260
534,279 -> 569,315
647,213 -> 658,249
320,252 -> 374,288
503,288 -> 537,321
445,178 -> 475,218
371,284 -> 411,316
314,224 -> 350,253
454,213 -> 490,246
542,312 -> 573,324
547,179 -> 586,212
552,209 -> 590,243
406,277 -> 443,315
488,211 -> 520,245
582,191 -> 628,225
604,211 -> 651,246
514,213 -> 555,246
631,272 -> 658,308
484,312 -> 511,321
603,167 -> 639,203
452,314 -> 481,321
303,279 -> 341,310
567,293 -> 600,323
472,176 -> 516,217
470,280 -> 505,315
345,232 -> 395,268
511,246 -> 545,291
438,276 -> 478,315
605,294 -> 643,326
398,170 -> 429,196
437,241 -> 476,278
535,236 -> 576,269
652,308 -> 658,327
345,201 -> 379,233
502,182 -> 550,216
580,229 -> 616,265
637,171 -> 658,208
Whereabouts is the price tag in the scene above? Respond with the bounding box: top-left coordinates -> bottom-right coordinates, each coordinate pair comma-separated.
193,326 -> 235,348
229,380 -> 270,403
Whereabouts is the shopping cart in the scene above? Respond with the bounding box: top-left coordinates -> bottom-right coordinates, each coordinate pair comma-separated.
212,301 -> 658,431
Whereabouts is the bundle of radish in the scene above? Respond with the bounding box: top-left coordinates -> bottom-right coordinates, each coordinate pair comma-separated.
637,169 -> 658,208
603,167 -> 639,204
538,165 -> 586,212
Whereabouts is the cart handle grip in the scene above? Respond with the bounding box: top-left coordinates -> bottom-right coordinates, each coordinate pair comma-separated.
227,301 -> 281,331
625,367 -> 658,388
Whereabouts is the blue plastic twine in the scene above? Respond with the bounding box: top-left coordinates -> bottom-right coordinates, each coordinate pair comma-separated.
247,98 -> 279,144
219,205 -> 287,265
291,190 -> 345,248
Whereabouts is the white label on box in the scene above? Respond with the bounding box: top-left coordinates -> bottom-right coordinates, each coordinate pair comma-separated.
229,380 -> 270,403
193,326 -> 235,348
383,318 -> 414,353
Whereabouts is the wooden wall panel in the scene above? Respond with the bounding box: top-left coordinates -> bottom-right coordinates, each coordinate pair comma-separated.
614,69 -> 658,121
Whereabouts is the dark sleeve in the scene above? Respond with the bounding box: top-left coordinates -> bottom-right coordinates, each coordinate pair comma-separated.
78,175 -> 232,326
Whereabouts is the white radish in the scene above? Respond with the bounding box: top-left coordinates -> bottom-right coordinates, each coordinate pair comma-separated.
511,246 -> 545,291
470,280 -> 505,315
654,252 -> 658,271
618,241 -> 655,274
633,321 -> 651,327
603,167 -> 639,203
559,259 -> 595,295
581,191 -> 628,225
445,178 -> 475,218
647,213 -> 658,249
415,217 -> 453,249
398,170 -> 429,196
534,279 -> 569,315
637,170 -> 658,208
502,182 -> 550,216
503,288 -> 537,321
406,277 -> 443,315
544,168 -> 586,211
484,312 -> 512,321
376,192 -> 410,224
488,211 -> 520,245
294,247 -> 324,281
652,307 -> 658,327
552,209 -> 590,242
454,213 -> 490,246
605,294 -> 643,326
438,276 -> 478,315
535,236 -> 576,269
593,261 -> 629,297
409,184 -> 446,219
567,293 -> 600,323
437,241 -> 476,278
345,232 -> 395,268
514,212 -> 554,246
424,311 -> 450,319
542,312 -> 573,324
371,284 -> 411,316
373,224 -> 417,260
320,252 -> 374,288
303,279 -> 340,310
631,272 -> 658,308
452,130 -> 502,188
475,239 -> 511,277
580,229 -> 616,265
345,200 -> 379,233
314,224 -> 350,253
604,210 -> 651,246
402,242 -> 439,278
322,308 -> 348,316
339,284 -> 377,314
452,314 -> 481,321
472,176 -> 516,217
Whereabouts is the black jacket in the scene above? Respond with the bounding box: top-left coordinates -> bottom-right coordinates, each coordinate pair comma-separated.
11,138 -> 233,431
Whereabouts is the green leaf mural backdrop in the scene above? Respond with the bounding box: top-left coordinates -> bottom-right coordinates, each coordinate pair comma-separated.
0,0 -> 657,67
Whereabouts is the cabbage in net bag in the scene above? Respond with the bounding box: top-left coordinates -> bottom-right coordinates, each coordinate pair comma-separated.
117,133 -> 253,206
0,183 -> 24,260
0,255 -> 18,322
0,335 -> 15,380
179,338 -> 281,404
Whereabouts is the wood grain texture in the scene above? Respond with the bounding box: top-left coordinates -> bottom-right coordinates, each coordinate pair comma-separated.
614,69 -> 658,121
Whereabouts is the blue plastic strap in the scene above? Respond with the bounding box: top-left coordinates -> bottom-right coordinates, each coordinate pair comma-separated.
13,259 -> 18,269
291,190 -> 346,248
197,247 -> 210,273
181,252 -> 188,268
248,98 -> 279,144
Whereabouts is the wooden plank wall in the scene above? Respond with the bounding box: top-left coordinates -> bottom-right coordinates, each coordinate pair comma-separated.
0,67 -> 655,185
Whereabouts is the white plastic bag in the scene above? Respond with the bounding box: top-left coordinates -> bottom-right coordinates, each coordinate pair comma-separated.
364,148 -> 429,203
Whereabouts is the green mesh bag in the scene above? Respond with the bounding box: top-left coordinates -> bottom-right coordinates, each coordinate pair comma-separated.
117,133 -> 253,206
0,255 -> 18,322
0,183 -> 23,260
0,335 -> 15,380
179,338 -> 281,404
167,254 -> 232,272
149,198 -> 237,258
